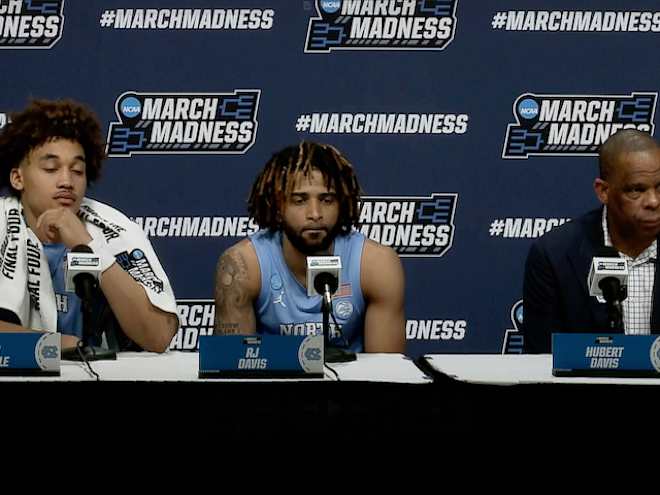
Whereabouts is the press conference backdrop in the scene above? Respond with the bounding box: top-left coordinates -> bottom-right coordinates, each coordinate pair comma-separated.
1,0 -> 658,357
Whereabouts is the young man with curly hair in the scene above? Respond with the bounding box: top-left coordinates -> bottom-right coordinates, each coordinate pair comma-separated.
214,141 -> 406,353
0,99 -> 178,352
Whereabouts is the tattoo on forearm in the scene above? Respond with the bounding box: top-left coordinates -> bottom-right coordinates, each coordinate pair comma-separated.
215,323 -> 240,336
214,250 -> 250,333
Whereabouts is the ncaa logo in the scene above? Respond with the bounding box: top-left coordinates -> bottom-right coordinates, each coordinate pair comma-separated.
517,98 -> 539,120
132,249 -> 144,260
320,0 -> 341,14
120,96 -> 142,119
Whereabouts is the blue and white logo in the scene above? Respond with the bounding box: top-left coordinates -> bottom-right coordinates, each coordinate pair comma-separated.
120,96 -> 142,119
270,274 -> 283,291
0,0 -> 65,50
517,98 -> 539,120
334,300 -> 353,319
650,337 -> 660,372
305,0 -> 458,53
502,299 -> 524,354
132,249 -> 144,260
503,92 -> 657,159
320,0 -> 341,14
107,90 -> 261,157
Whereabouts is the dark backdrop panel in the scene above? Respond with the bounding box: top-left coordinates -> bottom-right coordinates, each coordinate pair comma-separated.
2,0 -> 658,356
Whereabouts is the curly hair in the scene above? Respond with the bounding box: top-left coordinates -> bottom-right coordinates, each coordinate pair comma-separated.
248,141 -> 362,234
0,99 -> 106,196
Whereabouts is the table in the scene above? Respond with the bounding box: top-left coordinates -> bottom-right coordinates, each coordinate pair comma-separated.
0,351 -> 431,382
422,354 -> 660,385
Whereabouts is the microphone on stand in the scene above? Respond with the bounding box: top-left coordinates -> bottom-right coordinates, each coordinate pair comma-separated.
62,244 -> 116,362
307,256 -> 356,363
588,246 -> 628,331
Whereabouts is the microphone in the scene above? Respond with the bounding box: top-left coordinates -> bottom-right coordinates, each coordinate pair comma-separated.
65,244 -> 101,301
62,245 -> 116,362
588,247 -> 628,300
588,246 -> 628,330
314,271 -> 339,310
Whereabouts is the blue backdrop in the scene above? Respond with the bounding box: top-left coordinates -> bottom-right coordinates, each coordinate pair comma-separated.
1,0 -> 658,356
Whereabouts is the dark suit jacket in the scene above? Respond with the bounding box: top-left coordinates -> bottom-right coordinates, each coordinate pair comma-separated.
522,207 -> 660,353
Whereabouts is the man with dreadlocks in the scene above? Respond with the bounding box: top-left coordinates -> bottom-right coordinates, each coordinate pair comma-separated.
0,99 -> 178,352
214,141 -> 405,352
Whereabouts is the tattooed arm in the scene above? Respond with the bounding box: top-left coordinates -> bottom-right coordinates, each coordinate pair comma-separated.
214,240 -> 261,335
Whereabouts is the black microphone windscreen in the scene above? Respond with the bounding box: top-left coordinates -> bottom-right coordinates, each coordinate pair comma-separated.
71,244 -> 93,254
595,246 -> 620,258
314,272 -> 338,296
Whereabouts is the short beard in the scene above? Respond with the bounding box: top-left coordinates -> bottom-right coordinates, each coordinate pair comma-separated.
281,222 -> 342,255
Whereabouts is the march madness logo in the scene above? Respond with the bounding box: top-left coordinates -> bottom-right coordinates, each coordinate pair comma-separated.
358,193 -> 457,257
503,92 -> 657,158
305,0 -> 458,53
106,90 -> 260,157
115,249 -> 164,294
501,300 -> 523,354
170,299 -> 215,351
0,0 -> 65,49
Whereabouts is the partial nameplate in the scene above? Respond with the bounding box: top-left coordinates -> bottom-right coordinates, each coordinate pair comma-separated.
553,333 -> 660,378
199,334 -> 324,379
0,333 -> 60,376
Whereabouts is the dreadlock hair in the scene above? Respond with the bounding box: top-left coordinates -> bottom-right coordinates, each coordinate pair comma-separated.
248,141 -> 362,234
0,99 -> 106,197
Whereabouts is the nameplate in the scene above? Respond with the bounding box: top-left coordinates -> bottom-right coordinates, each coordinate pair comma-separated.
199,334 -> 324,378
0,333 -> 61,376
552,333 -> 660,377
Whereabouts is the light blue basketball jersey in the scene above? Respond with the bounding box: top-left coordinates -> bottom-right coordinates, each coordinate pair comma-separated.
44,243 -> 82,338
250,230 -> 366,353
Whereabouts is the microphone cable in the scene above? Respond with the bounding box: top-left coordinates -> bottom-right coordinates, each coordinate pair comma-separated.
324,363 -> 340,381
74,340 -> 100,381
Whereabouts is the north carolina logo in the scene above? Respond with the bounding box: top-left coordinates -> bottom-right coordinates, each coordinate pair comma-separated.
649,337 -> 660,372
334,300 -> 354,319
298,335 -> 324,372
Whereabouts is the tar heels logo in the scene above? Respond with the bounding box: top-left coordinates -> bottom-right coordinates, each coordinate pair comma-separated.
503,92 -> 657,159
305,0 -> 459,53
106,90 -> 261,157
115,249 -> 164,294
358,193 -> 458,257
501,299 -> 524,354
0,0 -> 65,49
650,337 -> 660,372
